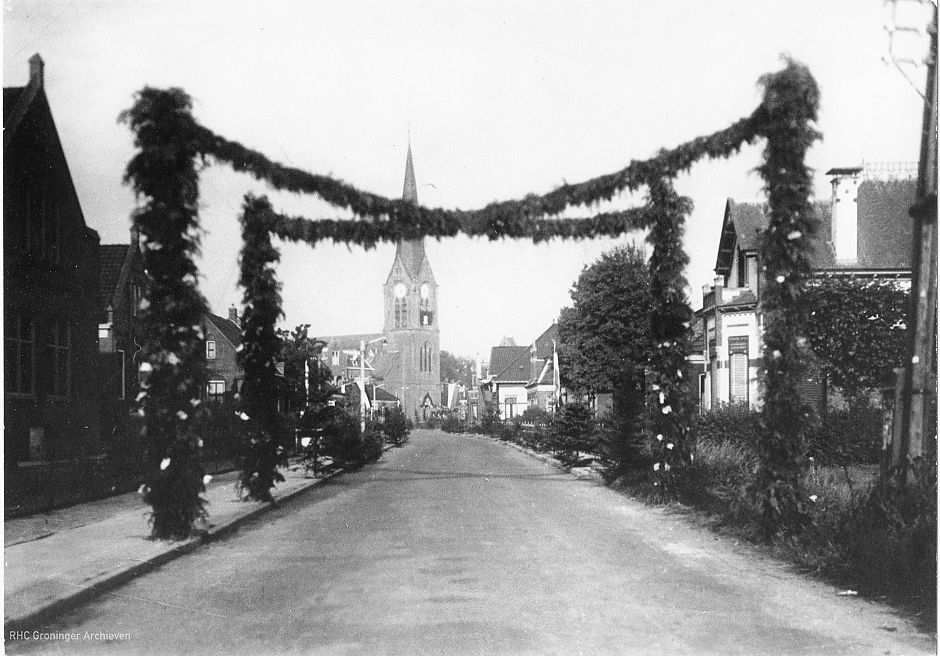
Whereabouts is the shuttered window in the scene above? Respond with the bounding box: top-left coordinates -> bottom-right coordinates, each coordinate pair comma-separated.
728,336 -> 748,404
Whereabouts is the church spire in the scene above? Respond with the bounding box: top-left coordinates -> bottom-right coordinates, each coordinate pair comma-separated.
402,141 -> 418,204
395,142 -> 426,277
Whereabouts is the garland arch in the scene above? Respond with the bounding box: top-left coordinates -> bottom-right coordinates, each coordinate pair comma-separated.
121,58 -> 821,539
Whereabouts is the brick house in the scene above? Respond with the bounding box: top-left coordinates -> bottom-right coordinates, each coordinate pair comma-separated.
487,339 -> 532,420
697,164 -> 916,411
4,54 -> 102,462
204,308 -> 244,404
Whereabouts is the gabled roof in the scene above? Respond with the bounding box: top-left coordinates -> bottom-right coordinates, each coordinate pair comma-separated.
716,199 -> 836,275
489,345 -> 530,383
98,244 -> 130,315
526,358 -> 555,388
205,313 -> 241,347
531,323 -> 559,360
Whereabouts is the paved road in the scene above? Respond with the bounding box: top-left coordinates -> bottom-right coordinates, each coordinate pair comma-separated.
8,430 -> 933,655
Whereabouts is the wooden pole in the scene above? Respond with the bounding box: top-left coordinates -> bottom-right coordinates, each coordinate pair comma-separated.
897,6 -> 937,485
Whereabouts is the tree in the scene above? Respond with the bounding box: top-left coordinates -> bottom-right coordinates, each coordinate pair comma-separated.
557,244 -> 654,475
801,276 -> 909,405
440,351 -> 475,386
277,323 -> 327,412
557,244 -> 654,396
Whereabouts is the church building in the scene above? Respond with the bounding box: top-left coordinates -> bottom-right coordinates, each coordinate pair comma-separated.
319,145 -> 441,420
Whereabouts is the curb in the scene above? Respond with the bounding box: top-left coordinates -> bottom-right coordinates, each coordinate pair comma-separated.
484,434 -> 605,483
4,443 -> 399,631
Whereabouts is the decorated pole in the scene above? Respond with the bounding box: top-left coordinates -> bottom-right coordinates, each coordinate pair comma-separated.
644,177 -> 696,495
754,60 -> 823,537
120,88 -> 210,539
237,194 -> 287,501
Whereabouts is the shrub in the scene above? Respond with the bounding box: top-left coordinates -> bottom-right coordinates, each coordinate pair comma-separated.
834,458 -> 936,622
480,404 -> 501,436
318,407 -> 369,469
383,406 -> 410,446
441,415 -> 462,433
520,406 -> 552,427
805,406 -> 882,466
550,403 -> 595,466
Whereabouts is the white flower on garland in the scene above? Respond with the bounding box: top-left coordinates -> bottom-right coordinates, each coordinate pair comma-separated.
160,458 -> 171,471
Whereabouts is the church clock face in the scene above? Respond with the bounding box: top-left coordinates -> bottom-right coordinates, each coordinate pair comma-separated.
394,282 -> 407,298
420,283 -> 430,299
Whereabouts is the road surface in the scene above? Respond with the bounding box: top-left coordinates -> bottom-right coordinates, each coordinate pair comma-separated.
8,429 -> 933,655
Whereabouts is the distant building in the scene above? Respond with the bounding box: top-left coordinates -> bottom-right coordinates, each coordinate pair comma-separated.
4,54 -> 102,462
697,163 -> 916,411
318,146 -> 440,420
204,308 -> 244,404
97,229 -> 146,405
486,326 -> 564,420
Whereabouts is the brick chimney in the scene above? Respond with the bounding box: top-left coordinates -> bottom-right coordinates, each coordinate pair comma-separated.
228,306 -> 239,326
28,53 -> 44,88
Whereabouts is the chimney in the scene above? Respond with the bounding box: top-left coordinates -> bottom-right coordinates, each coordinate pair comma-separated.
826,167 -> 862,263
228,306 -> 239,325
28,53 -> 44,88
130,225 -> 141,251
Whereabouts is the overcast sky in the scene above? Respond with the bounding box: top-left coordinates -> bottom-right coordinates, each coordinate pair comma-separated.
3,1 -> 931,359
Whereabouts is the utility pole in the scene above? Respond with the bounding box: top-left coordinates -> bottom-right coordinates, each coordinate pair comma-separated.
897,3 -> 938,485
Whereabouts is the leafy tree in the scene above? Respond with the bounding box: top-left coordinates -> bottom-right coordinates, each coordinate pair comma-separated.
557,245 -> 655,476
801,276 -> 909,405
550,403 -> 595,466
440,350 -> 475,386
277,324 -> 327,412
557,244 -> 654,397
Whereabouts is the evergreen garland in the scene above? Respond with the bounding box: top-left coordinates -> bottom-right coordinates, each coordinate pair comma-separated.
120,59 -> 823,537
237,194 -> 287,502
119,88 -> 209,539
645,178 -> 696,494
753,59 -> 822,538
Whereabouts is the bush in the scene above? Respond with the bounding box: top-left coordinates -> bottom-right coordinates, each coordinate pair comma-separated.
380,406 -> 409,446
441,415 -> 462,433
318,407 -> 377,469
480,404 -> 501,436
806,406 -> 882,466
520,406 -> 552,427
550,403 -> 595,466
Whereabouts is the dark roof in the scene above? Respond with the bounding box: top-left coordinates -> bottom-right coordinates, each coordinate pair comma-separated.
856,179 -> 916,269
3,87 -> 25,123
205,313 -> 241,346
367,384 -> 399,403
531,323 -> 559,360
825,166 -> 863,175
715,198 -> 865,274
489,345 -> 530,382
98,244 -> 129,314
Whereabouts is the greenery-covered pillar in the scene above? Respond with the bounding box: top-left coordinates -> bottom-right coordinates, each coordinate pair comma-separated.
645,177 -> 696,494
120,88 -> 209,539
754,61 -> 822,537
237,194 -> 286,501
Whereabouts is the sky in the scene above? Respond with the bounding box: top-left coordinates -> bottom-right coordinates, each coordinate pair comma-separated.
3,1 -> 931,360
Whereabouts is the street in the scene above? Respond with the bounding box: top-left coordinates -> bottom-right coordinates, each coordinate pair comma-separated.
8,429 -> 933,656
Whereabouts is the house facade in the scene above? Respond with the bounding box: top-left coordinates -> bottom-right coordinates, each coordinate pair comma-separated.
697,164 -> 916,411
204,308 -> 244,403
4,55 -> 102,462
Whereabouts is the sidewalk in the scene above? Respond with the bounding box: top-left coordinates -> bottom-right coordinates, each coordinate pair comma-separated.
4,457 -> 353,630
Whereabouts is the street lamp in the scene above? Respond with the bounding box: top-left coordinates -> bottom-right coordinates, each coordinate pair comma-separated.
343,337 -> 387,433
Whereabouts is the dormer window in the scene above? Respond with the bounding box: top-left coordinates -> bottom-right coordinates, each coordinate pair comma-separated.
206,340 -> 217,360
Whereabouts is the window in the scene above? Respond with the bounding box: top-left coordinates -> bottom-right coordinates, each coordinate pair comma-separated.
737,250 -> 747,287
5,313 -> 34,395
395,298 -> 408,328
206,340 -> 217,360
331,350 -> 339,366
728,336 -> 749,404
207,380 -> 225,403
419,342 -> 432,373
132,284 -> 143,317
48,319 -> 70,397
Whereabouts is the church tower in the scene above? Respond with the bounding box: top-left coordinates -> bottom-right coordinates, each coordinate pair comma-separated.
382,144 -> 440,418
